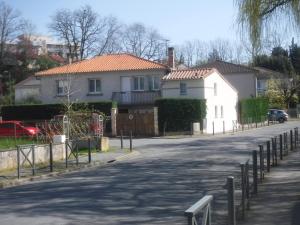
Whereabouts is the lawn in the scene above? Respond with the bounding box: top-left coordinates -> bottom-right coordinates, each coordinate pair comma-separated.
0,138 -> 39,151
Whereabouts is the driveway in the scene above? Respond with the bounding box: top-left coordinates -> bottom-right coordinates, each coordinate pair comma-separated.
0,121 -> 299,225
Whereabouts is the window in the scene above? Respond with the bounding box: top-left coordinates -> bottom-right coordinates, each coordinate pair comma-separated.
133,76 -> 145,91
180,82 -> 187,95
56,80 -> 68,95
221,106 -> 224,118
214,82 -> 217,96
89,79 -> 101,93
149,76 -> 160,90
215,105 -> 218,118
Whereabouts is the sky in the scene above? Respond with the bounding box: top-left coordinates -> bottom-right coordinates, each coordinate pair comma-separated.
6,0 -> 239,45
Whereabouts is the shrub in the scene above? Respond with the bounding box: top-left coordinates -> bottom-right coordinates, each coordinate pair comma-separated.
155,98 -> 206,132
1,101 -> 116,121
239,97 -> 269,123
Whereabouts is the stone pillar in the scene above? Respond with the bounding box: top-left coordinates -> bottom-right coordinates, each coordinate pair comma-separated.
111,108 -> 117,136
153,107 -> 159,136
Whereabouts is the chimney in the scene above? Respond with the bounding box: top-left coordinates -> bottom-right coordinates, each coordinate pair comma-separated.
167,47 -> 175,70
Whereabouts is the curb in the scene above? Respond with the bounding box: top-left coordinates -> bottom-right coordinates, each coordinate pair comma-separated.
0,150 -> 140,189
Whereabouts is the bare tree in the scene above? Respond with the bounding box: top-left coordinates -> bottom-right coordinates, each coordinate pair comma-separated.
49,5 -> 100,61
122,23 -> 165,60
95,16 -> 123,55
0,1 -> 23,64
177,40 -> 209,67
75,5 -> 100,59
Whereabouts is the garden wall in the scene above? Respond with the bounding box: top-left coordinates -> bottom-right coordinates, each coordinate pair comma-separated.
0,143 -> 65,171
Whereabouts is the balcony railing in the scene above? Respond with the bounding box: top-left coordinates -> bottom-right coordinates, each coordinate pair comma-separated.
112,91 -> 161,105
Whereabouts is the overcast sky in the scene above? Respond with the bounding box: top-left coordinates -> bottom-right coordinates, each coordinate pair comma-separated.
6,0 -> 240,45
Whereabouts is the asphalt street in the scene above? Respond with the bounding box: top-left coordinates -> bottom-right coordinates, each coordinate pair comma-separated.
0,121 -> 299,225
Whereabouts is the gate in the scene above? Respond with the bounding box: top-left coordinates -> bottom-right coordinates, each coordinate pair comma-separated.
117,110 -> 154,136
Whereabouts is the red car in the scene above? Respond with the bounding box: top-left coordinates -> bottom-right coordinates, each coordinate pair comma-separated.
0,121 -> 39,137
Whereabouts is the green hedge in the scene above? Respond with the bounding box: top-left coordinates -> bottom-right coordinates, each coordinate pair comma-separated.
239,97 -> 269,123
155,98 -> 206,132
1,101 -> 116,121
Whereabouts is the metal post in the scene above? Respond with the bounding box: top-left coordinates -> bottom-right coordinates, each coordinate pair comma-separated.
290,130 -> 293,151
76,143 -> 79,166
285,132 -> 289,155
32,145 -> 35,176
259,145 -> 264,181
227,176 -> 236,225
88,138 -> 92,163
17,146 -> 20,179
223,121 -> 225,134
240,164 -> 245,219
279,134 -> 283,160
266,141 -> 270,172
274,137 -> 278,166
213,122 -> 215,135
252,150 -> 258,194
120,130 -> 124,149
294,128 -> 297,150
245,162 -> 250,209
271,138 -> 274,166
130,130 -> 133,152
49,142 -> 53,172
65,140 -> 68,168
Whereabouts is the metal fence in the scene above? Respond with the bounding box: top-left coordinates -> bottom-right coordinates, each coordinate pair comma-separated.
185,126 -> 300,225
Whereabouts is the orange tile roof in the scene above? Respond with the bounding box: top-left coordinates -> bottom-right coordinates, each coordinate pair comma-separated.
36,53 -> 168,76
162,68 -> 215,80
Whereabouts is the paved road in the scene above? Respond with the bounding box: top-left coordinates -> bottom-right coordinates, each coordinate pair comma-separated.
0,121 -> 299,225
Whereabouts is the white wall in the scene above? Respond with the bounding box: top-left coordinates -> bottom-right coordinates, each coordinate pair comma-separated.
15,76 -> 41,102
15,87 -> 40,102
38,69 -> 166,104
162,79 -> 205,99
204,72 -> 238,134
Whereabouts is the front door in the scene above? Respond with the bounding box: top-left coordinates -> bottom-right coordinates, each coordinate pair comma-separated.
121,77 -> 131,104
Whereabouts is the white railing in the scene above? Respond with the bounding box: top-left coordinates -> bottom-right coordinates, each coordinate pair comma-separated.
184,195 -> 213,225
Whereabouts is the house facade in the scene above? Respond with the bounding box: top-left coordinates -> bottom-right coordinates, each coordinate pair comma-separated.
35,54 -> 169,107
162,68 -> 238,134
14,76 -> 41,103
198,60 -> 258,99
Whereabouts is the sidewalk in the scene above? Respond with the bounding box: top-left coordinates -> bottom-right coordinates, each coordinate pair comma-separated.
0,148 -> 140,188
239,149 -> 300,225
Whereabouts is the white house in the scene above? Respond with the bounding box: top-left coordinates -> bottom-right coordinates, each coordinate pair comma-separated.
162,68 -> 238,134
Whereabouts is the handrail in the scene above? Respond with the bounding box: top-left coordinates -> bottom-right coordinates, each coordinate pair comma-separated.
185,195 -> 213,225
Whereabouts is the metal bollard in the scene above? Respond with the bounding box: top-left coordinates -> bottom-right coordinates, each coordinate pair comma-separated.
274,137 -> 278,166
227,176 -> 236,225
76,143 -> 79,166
17,146 -> 20,179
120,130 -> 124,149
279,134 -> 283,160
266,141 -> 271,172
252,150 -> 258,194
49,142 -> 53,172
259,145 -> 264,181
294,128 -> 298,150
65,140 -> 68,168
271,138 -> 275,166
130,130 -> 133,152
241,164 -> 246,219
32,145 -> 36,176
290,130 -> 294,151
88,138 -> 92,163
